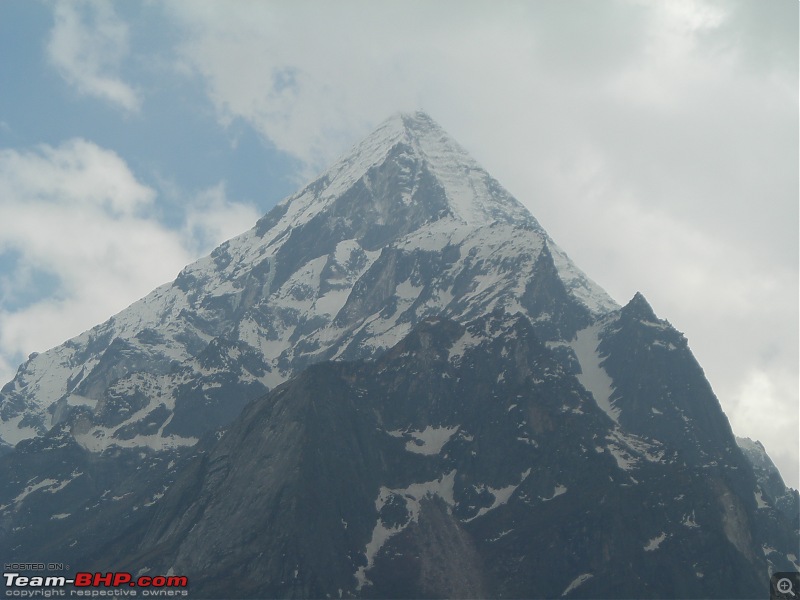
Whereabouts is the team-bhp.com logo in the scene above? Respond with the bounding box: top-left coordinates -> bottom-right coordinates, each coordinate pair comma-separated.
4,572 -> 189,597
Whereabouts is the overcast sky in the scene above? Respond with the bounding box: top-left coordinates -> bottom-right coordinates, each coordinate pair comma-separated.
0,0 -> 797,486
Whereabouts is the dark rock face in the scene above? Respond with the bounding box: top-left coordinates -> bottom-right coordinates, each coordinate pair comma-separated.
29,313 -> 788,599
598,293 -> 739,462
0,112 -> 796,599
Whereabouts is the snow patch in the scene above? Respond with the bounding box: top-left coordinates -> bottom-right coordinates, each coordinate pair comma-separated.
562,573 -> 593,596
74,428 -> 197,453
395,278 -> 423,300
607,444 -> 636,471
681,511 -> 699,528
66,394 -> 97,408
541,484 -> 568,502
355,470 -> 457,590
0,414 -> 41,446
465,468 -> 531,522
448,330 -> 483,364
487,529 -> 513,542
605,430 -> 665,472
388,425 -> 460,455
6,476 -> 77,508
568,324 -> 619,423
644,532 -> 667,551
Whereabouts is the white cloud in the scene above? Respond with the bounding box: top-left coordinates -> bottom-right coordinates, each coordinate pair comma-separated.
47,0 -> 141,112
180,183 -> 260,256
606,2 -> 730,110
0,137 -> 154,215
166,1 -> 488,169
729,368 -> 800,488
0,140 -> 259,386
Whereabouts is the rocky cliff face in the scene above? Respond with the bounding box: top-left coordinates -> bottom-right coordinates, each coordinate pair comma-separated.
89,311 -> 797,598
1,112 -> 796,598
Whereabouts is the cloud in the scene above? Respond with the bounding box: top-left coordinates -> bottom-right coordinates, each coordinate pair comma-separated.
0,137 -> 155,215
0,139 -> 259,385
166,1 -> 491,168
181,182 -> 261,255
729,367 -> 800,487
47,0 -> 141,112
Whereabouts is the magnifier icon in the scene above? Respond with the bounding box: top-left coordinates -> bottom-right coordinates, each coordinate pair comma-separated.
777,578 -> 796,597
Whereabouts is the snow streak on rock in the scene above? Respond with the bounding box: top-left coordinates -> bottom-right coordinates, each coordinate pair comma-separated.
569,322 -> 619,423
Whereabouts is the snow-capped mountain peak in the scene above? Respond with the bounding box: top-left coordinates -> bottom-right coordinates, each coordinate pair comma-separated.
265,111 -> 537,235
0,111 -> 615,452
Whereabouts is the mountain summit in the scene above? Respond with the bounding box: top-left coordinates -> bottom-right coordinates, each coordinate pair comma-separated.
0,111 -> 614,451
1,112 -> 796,599
258,110 -> 537,231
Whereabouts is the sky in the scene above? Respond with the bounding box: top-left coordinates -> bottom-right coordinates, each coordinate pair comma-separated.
0,0 -> 797,487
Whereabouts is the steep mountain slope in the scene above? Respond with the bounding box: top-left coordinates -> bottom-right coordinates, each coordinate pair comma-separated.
0,112 -> 796,599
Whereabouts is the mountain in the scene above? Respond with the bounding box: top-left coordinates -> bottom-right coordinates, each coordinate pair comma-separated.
0,111 -> 613,452
737,437 -> 799,523
1,112 -> 797,598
